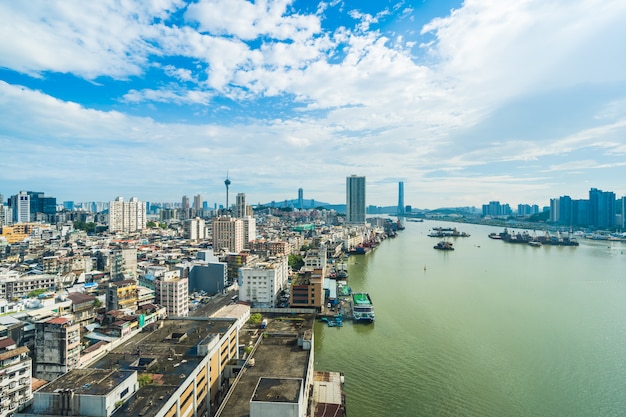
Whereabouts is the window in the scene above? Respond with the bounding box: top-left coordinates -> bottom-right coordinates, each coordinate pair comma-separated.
120,387 -> 129,398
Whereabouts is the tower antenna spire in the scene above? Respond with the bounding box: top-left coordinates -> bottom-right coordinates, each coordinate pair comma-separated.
224,171 -> 231,212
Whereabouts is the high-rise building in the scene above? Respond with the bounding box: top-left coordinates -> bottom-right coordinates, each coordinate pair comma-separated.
181,195 -> 191,219
621,197 -> 626,228
0,193 -> 6,226
242,216 -> 256,247
212,216 -> 244,253
589,187 -> 615,229
235,193 -> 247,218
346,175 -> 366,224
185,217 -> 206,241
397,181 -> 405,215
193,194 -> 203,210
9,191 -> 30,223
298,188 -> 304,210
108,196 -> 147,232
26,191 -> 56,221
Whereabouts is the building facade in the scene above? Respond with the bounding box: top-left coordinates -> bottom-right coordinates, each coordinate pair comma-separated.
238,256 -> 288,307
108,197 -> 146,233
155,276 -> 189,317
346,175 -> 366,224
9,192 -> 30,224
212,217 -> 244,253
0,338 -> 32,416
33,317 -> 81,381
185,217 -> 206,241
106,280 -> 139,311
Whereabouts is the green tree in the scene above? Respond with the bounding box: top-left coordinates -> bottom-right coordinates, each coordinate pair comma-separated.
249,313 -> 262,325
146,221 -> 157,228
288,254 -> 304,271
138,374 -> 153,387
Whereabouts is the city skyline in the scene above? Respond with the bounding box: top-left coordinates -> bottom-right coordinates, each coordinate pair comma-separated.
2,1 -> 626,207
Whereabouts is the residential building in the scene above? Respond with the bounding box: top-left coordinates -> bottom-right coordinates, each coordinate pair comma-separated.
0,338 -> 32,416
589,187 -> 615,229
235,193 -> 250,218
108,197 -> 146,233
238,256 -> 288,307
193,194 -> 203,211
242,216 -> 256,247
155,276 -> 189,317
33,317 -> 81,381
185,217 -> 206,241
66,292 -> 98,325
290,268 -> 324,310
0,271 -> 56,300
212,216 -> 244,253
346,175 -> 366,224
106,280 -> 139,312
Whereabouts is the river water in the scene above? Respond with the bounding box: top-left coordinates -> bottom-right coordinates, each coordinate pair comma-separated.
314,220 -> 626,417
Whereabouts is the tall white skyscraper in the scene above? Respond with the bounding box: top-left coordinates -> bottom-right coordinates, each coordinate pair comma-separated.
346,175 -> 366,224
108,196 -> 146,232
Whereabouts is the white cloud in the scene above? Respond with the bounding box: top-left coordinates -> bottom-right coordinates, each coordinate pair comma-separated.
185,0 -> 321,41
0,1 -> 183,79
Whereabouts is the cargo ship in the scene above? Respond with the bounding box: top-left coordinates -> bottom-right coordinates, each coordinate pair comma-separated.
352,293 -> 375,323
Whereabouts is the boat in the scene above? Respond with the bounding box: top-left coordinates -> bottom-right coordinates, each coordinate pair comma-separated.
352,293 -> 375,323
428,227 -> 470,238
528,241 -> 542,247
488,232 -> 502,239
433,241 -> 454,250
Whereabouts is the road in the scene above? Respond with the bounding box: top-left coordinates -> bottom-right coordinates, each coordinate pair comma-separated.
189,290 -> 238,318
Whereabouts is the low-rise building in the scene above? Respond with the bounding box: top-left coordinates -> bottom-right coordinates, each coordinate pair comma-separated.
19,317 -> 239,417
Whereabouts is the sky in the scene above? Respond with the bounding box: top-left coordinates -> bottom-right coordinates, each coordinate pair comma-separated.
1,0 -> 626,209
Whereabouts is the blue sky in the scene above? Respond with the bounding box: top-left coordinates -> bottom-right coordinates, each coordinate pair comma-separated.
1,0 -> 626,209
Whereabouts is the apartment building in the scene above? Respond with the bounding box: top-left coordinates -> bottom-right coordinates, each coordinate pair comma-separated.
155,276 -> 189,317
108,197 -> 146,233
238,256 -> 288,307
33,317 -> 80,381
106,280 -> 139,312
212,216 -> 244,253
0,338 -> 32,416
